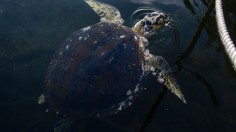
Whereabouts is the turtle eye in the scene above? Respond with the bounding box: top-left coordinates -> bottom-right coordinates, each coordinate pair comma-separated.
145,20 -> 152,26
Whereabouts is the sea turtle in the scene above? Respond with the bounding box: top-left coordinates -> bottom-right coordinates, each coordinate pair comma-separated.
38,0 -> 186,131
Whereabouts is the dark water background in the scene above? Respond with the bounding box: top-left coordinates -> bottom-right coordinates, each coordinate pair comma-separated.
1,0 -> 236,131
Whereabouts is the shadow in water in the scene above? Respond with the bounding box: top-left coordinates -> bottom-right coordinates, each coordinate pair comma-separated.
175,0 -> 215,72
184,68 -> 218,107
183,0 -> 197,15
175,0 -> 218,106
138,86 -> 167,132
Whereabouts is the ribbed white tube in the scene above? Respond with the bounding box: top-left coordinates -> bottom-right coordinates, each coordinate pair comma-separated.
215,0 -> 236,70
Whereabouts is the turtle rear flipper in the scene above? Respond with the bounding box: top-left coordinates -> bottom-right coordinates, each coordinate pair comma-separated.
84,0 -> 124,24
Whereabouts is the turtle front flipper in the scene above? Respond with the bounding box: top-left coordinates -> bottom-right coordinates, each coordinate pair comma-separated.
84,0 -> 124,24
146,54 -> 186,103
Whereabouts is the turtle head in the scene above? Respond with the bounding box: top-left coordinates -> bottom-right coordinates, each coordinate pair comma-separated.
133,12 -> 170,37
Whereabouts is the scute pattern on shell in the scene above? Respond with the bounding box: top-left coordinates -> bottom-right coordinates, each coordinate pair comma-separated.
44,22 -> 146,116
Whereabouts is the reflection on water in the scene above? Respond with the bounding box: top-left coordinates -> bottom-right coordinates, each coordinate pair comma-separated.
0,0 -> 236,132
130,0 -> 184,6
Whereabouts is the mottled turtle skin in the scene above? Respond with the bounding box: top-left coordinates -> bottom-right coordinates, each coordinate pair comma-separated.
44,22 -> 146,116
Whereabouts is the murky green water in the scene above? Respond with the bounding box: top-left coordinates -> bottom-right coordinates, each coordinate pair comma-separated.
0,0 -> 236,131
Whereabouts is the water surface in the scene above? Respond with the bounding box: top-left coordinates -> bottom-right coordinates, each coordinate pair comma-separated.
0,0 -> 236,131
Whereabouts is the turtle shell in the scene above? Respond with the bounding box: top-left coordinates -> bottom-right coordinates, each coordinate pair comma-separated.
44,22 -> 146,117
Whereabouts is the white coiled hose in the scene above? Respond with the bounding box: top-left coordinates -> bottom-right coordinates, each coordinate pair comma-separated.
215,0 -> 236,70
